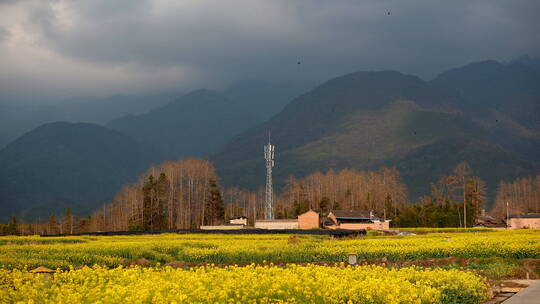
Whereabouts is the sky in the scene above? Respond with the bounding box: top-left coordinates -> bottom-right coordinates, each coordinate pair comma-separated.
0,0 -> 539,103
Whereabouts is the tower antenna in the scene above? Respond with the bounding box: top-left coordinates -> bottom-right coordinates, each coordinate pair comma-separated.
264,131 -> 275,219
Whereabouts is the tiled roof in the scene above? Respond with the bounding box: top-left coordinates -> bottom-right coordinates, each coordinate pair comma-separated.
508,213 -> 540,219
330,210 -> 373,219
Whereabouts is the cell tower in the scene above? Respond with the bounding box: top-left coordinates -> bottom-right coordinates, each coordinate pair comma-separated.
264,132 -> 275,220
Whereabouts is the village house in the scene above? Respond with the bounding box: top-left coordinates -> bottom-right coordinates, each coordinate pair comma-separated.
474,210 -> 505,228
474,214 -> 504,228
229,216 -> 248,226
507,214 -> 540,229
324,210 -> 390,230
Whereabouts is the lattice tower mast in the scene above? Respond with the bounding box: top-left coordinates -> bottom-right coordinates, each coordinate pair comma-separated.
264,133 -> 275,219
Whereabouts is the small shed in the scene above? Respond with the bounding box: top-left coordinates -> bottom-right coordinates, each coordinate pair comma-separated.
229,216 -> 248,226
326,210 -> 390,230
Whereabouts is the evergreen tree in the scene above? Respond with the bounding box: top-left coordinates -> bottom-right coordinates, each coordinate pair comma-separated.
155,173 -> 170,230
205,179 -> 224,225
142,175 -> 156,230
5,216 -> 20,235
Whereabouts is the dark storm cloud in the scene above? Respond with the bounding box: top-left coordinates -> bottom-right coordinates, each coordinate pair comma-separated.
1,0 -> 539,102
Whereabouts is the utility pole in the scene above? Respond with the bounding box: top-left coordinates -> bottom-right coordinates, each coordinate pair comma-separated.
462,175 -> 468,228
264,132 -> 275,220
506,201 -> 509,229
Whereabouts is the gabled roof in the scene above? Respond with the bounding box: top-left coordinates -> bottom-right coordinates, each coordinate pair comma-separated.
476,215 -> 498,221
299,209 -> 320,215
230,216 -> 248,219
509,213 -> 540,219
330,210 -> 373,219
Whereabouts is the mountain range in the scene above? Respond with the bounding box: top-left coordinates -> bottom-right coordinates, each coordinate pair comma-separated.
212,58 -> 540,200
1,58 -> 539,220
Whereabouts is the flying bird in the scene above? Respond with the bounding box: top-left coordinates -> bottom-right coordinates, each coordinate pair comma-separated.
387,10 -> 391,15
297,61 -> 301,65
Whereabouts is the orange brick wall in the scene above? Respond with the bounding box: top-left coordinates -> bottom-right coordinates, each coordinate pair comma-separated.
298,211 -> 320,229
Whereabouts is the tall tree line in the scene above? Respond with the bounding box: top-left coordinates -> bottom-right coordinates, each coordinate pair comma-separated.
280,167 -> 408,218
6,160 -> 540,235
224,167 -> 408,221
395,162 -> 487,227
90,158 -> 224,231
492,174 -> 540,218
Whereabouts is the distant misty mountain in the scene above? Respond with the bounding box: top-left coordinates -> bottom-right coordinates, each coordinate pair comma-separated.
106,89 -> 260,160
107,82 -> 303,159
1,58 -> 539,220
54,93 -> 176,124
223,80 -> 306,122
0,93 -> 174,149
0,122 -> 159,221
0,104 -> 65,149
212,58 -> 540,205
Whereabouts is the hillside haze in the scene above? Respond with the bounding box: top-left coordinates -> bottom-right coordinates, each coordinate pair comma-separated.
0,122 -> 159,221
0,94 -> 174,150
106,83 -> 302,160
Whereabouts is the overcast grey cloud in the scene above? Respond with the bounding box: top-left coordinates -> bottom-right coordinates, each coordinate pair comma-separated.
0,0 -> 539,103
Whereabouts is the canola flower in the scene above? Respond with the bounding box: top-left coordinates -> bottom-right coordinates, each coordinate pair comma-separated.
0,264 -> 489,304
0,230 -> 538,269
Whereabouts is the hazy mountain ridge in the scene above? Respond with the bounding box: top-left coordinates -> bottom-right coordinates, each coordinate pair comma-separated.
0,122 -> 159,221
0,94 -> 174,150
106,89 -> 260,159
106,81 -> 303,159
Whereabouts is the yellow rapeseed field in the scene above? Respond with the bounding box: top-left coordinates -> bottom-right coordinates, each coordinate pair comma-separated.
0,230 -> 538,269
0,264 -> 489,304
0,230 -> 536,303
